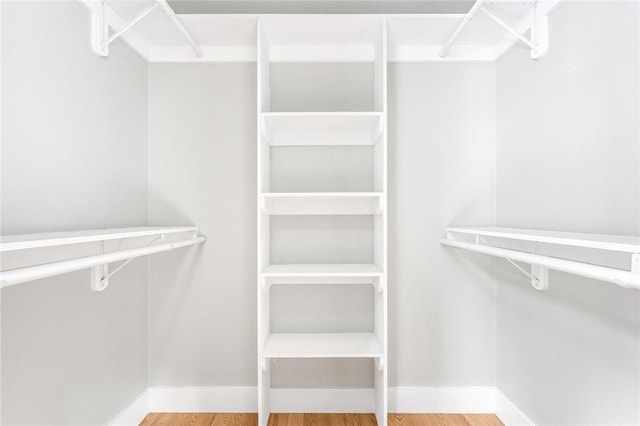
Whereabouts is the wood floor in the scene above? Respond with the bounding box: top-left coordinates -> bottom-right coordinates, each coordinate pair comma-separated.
140,413 -> 504,426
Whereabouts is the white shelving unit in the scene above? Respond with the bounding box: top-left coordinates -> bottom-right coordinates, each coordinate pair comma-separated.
442,227 -> 640,290
257,16 -> 388,426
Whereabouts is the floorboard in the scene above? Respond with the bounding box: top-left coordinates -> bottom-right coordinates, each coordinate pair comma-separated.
140,413 -> 504,426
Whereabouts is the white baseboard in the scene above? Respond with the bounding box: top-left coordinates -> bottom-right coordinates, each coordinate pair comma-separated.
108,390 -> 150,426
494,389 -> 535,426
109,386 -> 534,426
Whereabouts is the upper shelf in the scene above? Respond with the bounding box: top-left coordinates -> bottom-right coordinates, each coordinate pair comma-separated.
87,0 -> 562,62
446,227 -> 640,253
0,226 -> 198,252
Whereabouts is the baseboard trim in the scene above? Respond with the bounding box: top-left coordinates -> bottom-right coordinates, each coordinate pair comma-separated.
494,389 -> 535,426
108,389 -> 150,426
109,386 -> 534,426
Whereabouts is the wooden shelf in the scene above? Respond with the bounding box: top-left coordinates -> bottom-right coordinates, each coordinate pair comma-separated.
263,333 -> 383,358
0,226 -> 198,253
261,192 -> 383,215
263,264 -> 382,278
446,227 -> 640,253
262,112 -> 383,146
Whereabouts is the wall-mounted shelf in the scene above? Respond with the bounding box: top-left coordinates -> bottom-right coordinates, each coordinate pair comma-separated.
263,333 -> 384,359
441,227 -> 640,290
0,226 -> 197,252
263,263 -> 383,277
80,0 -> 563,63
261,193 -> 383,215
0,226 -> 205,291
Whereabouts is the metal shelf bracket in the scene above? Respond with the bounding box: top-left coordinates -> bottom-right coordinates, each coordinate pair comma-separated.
86,0 -> 202,58
440,0 -> 550,60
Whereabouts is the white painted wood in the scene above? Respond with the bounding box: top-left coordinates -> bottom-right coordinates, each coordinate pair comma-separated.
262,113 -> 383,146
263,333 -> 383,358
261,193 -> 383,215
389,386 -> 498,414
257,18 -> 271,426
494,389 -> 536,426
263,263 -> 382,277
109,385 -> 532,423
257,12 -> 388,425
108,390 -> 150,426
148,386 -> 258,413
0,226 -> 197,252
446,227 -> 640,253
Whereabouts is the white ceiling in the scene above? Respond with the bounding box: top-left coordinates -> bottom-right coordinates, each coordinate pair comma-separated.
166,0 -> 476,14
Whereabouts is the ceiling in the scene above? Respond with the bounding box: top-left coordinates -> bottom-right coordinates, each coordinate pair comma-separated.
167,0 -> 476,14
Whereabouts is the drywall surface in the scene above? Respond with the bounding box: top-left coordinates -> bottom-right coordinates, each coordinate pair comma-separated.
147,64 -> 257,386
148,62 -> 497,388
496,1 -> 640,424
1,1 -> 148,424
388,63 -> 496,386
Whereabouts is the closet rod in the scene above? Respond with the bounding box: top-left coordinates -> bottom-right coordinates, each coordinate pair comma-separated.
440,238 -> 640,289
0,236 -> 205,289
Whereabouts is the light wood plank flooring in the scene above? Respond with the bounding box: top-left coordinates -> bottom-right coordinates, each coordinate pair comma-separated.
140,413 -> 504,426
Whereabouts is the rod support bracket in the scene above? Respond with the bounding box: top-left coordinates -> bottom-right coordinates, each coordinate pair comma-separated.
632,253 -> 639,274
530,1 -> 549,60
90,264 -> 109,292
375,357 -> 385,372
90,1 -> 109,56
531,264 -> 549,291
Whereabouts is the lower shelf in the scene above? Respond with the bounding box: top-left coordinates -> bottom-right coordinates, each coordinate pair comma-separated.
263,333 -> 383,358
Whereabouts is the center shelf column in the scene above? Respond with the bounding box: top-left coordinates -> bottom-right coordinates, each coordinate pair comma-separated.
257,15 -> 388,426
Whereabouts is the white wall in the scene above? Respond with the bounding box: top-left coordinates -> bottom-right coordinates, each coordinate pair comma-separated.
388,64 -> 496,386
496,2 -> 640,424
147,63 -> 257,386
1,2 -> 149,424
147,62 -> 497,388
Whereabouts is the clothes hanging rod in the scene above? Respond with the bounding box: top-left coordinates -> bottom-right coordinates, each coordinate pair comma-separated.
0,236 -> 205,289
440,238 -> 640,289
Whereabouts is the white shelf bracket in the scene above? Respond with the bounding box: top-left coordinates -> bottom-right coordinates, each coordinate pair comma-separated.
632,253 -> 640,274
375,357 -> 384,372
90,263 -> 109,292
91,241 -> 109,291
441,0 -> 550,60
90,1 -> 109,57
373,280 -> 383,293
481,1 -> 549,60
530,1 -> 549,59
90,1 -> 159,57
531,264 -> 549,290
